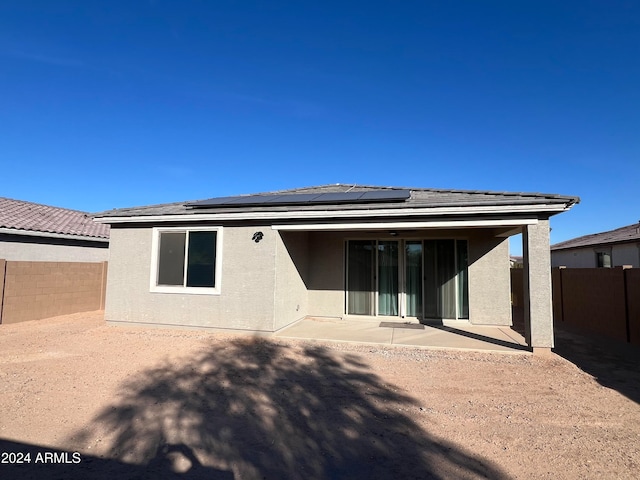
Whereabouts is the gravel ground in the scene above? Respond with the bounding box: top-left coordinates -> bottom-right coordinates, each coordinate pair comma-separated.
0,311 -> 639,479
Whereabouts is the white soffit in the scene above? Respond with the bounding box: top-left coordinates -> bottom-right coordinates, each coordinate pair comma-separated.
94,203 -> 566,224
271,219 -> 538,231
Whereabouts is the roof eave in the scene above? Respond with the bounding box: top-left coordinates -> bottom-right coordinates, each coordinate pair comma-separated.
0,227 -> 109,243
94,202 -> 574,225
551,237 -> 640,251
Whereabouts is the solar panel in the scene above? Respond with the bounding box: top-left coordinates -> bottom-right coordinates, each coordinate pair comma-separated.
187,196 -> 245,207
263,193 -> 324,203
186,189 -> 411,208
359,190 -> 411,201
311,191 -> 366,203
226,195 -> 284,205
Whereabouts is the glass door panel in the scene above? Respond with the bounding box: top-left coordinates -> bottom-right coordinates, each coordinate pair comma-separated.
423,241 -> 438,318
456,240 -> 469,319
437,240 -> 457,319
405,241 -> 423,317
377,241 -> 399,316
347,240 -> 375,315
424,239 -> 457,319
347,238 -> 468,319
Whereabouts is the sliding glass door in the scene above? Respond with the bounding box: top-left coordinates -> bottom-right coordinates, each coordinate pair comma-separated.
405,241 -> 423,317
346,241 -> 375,315
456,240 -> 469,319
378,241 -> 399,316
424,240 -> 457,319
346,238 -> 469,320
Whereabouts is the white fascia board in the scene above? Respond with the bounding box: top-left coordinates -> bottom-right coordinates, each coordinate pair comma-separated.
94,203 -> 569,224
0,227 -> 109,243
271,218 -> 538,231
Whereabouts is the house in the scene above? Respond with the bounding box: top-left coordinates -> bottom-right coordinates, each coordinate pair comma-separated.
0,197 -> 109,262
93,184 -> 579,353
510,255 -> 524,268
551,222 -> 640,268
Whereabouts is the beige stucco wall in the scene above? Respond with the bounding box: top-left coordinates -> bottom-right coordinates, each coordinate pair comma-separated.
523,220 -> 554,348
273,231 -> 310,330
105,224 -> 514,331
612,243 -> 640,267
551,248 -> 595,268
0,238 -> 109,262
467,231 -> 512,325
307,232 -> 346,317
551,242 -> 640,268
304,229 -> 512,326
105,226 -> 277,332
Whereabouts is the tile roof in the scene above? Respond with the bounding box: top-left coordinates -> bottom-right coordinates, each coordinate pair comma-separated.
0,197 -> 110,240
95,184 -> 579,218
551,222 -> 640,250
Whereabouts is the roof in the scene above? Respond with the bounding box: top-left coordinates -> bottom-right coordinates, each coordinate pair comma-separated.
95,184 -> 580,220
551,222 -> 640,251
0,197 -> 110,240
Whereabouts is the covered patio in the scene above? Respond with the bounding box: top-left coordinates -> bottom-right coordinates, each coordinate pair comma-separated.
276,316 -> 528,353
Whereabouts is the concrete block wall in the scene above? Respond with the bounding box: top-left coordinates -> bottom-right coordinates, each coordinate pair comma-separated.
513,267 -> 640,346
0,260 -> 108,324
558,268 -> 627,342
626,269 -> 640,346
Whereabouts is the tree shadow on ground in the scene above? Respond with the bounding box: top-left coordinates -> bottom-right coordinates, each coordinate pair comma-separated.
513,306 -> 640,405
553,324 -> 640,406
70,338 -> 509,479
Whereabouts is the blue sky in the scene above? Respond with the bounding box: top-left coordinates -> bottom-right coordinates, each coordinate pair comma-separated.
1,1 -> 638,254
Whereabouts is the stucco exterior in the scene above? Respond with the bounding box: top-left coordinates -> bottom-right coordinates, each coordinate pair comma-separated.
551,221 -> 640,269
274,231 -> 310,330
467,231 -> 512,326
307,232 -> 346,318
303,229 -> 512,326
105,225 -> 514,331
551,242 -> 640,268
96,184 -> 579,349
523,220 -> 554,349
106,226 -> 277,331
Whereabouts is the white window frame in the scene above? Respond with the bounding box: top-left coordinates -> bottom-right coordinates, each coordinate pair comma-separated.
150,226 -> 223,295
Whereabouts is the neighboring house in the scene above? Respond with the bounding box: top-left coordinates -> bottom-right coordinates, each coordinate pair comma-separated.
0,197 -> 110,262
551,221 -> 640,268
94,184 -> 578,352
510,255 -> 524,268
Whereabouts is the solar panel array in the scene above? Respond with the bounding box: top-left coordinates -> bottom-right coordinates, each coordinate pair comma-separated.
187,189 -> 411,208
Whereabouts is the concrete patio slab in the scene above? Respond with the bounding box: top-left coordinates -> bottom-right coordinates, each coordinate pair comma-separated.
276,317 -> 529,353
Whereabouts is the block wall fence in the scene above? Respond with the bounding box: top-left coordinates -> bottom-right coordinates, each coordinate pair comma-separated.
511,267 -> 640,346
0,260 -> 108,324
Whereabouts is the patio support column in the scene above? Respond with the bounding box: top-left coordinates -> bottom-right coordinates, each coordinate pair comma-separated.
522,219 -> 554,353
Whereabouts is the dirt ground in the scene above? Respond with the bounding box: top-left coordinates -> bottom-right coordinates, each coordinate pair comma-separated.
0,311 -> 639,479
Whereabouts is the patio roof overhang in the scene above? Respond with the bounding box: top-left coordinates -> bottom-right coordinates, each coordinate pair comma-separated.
271,218 -> 538,233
